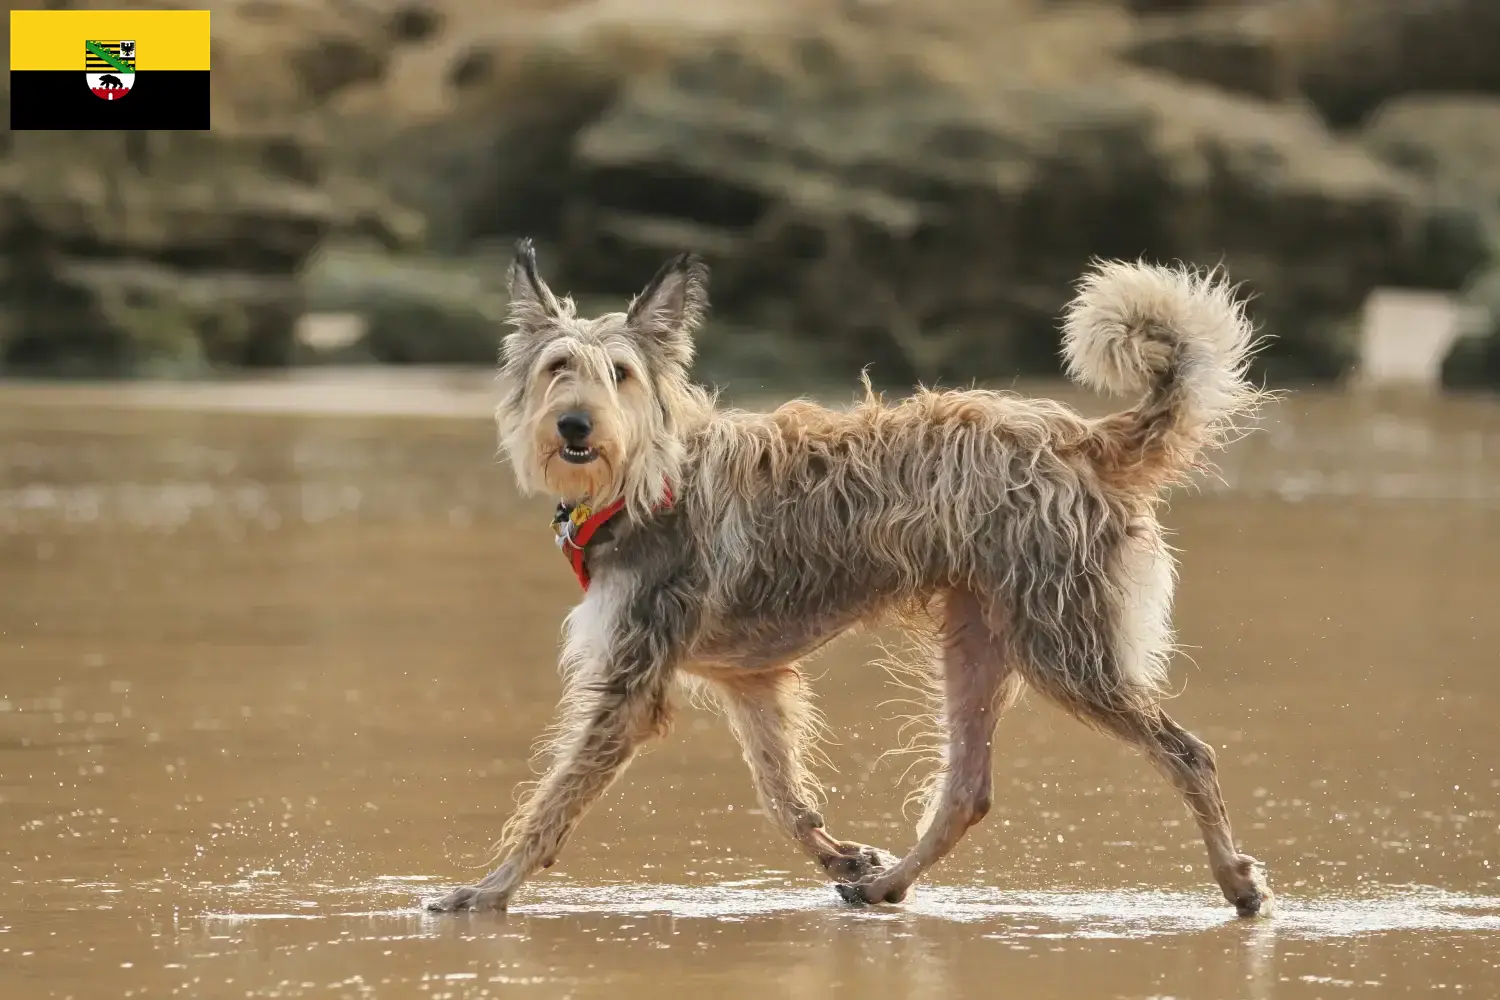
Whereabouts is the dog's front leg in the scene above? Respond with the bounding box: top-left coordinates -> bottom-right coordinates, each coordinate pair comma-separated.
426,676 -> 668,912
428,577 -> 694,913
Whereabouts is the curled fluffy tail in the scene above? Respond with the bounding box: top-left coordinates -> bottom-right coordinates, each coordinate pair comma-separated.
1061,259 -> 1267,481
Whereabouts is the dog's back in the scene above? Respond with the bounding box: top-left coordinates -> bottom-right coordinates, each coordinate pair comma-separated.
660,262 -> 1266,688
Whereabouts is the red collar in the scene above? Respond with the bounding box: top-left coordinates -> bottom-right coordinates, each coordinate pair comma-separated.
551,485 -> 675,591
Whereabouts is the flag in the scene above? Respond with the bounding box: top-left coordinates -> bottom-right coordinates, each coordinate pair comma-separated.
10,10 -> 211,130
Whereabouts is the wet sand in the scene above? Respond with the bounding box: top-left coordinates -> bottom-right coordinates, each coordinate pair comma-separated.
1,374 -> 1498,998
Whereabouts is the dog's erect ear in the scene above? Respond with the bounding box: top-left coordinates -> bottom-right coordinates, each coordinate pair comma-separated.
506,238 -> 563,330
625,252 -> 709,364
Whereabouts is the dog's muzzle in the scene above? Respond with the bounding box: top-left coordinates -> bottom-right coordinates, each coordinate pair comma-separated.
556,411 -> 599,464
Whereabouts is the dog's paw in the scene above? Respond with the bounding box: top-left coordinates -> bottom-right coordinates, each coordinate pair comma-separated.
835,882 -> 871,906
820,842 -> 898,884
425,884 -> 511,913
1223,854 -> 1274,919
833,872 -> 909,906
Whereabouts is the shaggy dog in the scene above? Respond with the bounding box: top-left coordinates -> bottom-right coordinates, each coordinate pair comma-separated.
426,242 -> 1272,917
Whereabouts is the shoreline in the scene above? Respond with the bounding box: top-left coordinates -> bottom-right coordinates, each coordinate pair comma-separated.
0,367 -> 1096,421
0,367 -> 505,420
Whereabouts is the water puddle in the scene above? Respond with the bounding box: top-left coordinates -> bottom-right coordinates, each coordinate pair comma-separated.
180,879 -> 1500,940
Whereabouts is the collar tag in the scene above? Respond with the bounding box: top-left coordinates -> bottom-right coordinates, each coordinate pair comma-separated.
550,486 -> 674,590
552,501 -> 595,551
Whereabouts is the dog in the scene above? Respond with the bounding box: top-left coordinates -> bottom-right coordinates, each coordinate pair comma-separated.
426,241 -> 1273,917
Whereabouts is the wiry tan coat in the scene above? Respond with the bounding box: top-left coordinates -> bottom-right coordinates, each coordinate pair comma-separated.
427,242 -> 1274,917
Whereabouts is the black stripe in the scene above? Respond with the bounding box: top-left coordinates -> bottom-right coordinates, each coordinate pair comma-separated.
10,71 -> 209,129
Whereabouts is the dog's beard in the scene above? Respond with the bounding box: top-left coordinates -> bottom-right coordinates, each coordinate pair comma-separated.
540,443 -> 622,503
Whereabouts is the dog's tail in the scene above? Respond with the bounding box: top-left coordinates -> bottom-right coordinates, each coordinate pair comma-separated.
1061,259 -> 1267,488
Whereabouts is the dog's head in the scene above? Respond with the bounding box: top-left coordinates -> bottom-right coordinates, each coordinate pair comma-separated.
496,240 -> 709,515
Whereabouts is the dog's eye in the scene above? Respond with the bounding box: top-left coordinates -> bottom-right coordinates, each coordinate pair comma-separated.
546,359 -> 568,376
613,364 -> 630,384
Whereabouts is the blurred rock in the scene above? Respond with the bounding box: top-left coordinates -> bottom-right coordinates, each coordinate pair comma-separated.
1442,266 -> 1500,391
341,0 -> 767,254
0,0 -> 425,376
0,130 -> 412,376
291,35 -> 388,101
197,0 -> 392,123
1362,96 -> 1500,390
1124,6 -> 1294,101
564,36 -> 1489,384
1294,0 -> 1500,128
361,50 -> 620,253
6,0 -> 1498,387
389,1 -> 443,44
1363,96 -> 1500,215
1121,0 -> 1500,127
299,243 -> 506,365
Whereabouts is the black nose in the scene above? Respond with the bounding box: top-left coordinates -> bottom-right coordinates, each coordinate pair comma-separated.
556,411 -> 592,444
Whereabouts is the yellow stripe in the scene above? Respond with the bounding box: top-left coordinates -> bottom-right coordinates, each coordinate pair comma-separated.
9,10 -> 210,71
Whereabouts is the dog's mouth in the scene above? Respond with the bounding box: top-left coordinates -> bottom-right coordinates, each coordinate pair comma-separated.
559,444 -> 600,465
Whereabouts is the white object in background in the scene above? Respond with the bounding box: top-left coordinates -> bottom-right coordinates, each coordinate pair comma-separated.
295,312 -> 367,353
1355,288 -> 1465,391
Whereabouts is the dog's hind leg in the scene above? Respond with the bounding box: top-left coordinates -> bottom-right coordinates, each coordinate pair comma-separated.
838,588 -> 1020,905
1050,692 -> 1271,918
1139,710 -> 1270,917
1015,543 -> 1272,917
714,668 -> 897,883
